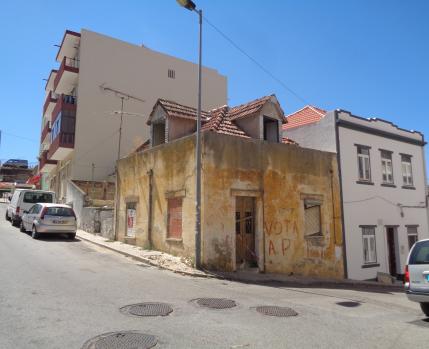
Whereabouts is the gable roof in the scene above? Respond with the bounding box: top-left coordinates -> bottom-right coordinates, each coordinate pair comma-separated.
229,94 -> 286,123
147,99 -> 210,125
283,105 -> 326,130
147,94 -> 285,139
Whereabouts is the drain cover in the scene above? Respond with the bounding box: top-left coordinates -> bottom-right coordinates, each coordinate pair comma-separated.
196,298 -> 236,309
82,331 -> 157,349
336,301 -> 361,308
255,306 -> 298,317
120,302 -> 173,317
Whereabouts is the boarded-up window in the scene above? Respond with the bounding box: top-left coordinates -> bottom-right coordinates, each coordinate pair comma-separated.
168,197 -> 183,239
304,200 -> 322,237
126,202 -> 136,237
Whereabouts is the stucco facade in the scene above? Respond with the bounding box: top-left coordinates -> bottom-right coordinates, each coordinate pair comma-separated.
284,108 -> 428,280
116,132 -> 344,279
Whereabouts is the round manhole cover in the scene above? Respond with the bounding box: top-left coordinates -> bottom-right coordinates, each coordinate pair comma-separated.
255,306 -> 298,317
82,331 -> 157,349
120,302 -> 173,317
195,298 -> 236,309
336,301 -> 361,308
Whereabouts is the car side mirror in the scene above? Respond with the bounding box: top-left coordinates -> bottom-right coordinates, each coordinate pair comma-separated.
8,197 -> 11,201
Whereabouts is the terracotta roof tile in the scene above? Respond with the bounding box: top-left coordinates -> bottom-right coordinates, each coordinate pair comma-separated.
151,99 -> 210,124
202,106 -> 250,138
134,139 -> 150,153
228,95 -> 273,121
283,105 -> 326,130
282,137 -> 299,145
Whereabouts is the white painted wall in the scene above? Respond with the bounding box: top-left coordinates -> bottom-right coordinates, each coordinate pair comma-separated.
338,112 -> 428,280
55,29 -> 227,184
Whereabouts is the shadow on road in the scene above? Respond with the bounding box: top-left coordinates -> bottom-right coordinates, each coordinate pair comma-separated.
22,232 -> 81,243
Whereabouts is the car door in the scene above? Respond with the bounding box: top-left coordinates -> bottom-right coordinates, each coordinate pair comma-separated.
24,205 -> 37,230
408,240 -> 429,293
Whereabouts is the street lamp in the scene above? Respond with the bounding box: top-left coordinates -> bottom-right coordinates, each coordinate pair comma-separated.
177,0 -> 202,270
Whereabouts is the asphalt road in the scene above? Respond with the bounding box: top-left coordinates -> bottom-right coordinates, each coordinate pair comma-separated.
0,202 -> 428,349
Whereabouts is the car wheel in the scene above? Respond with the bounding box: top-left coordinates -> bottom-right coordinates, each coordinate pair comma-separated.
31,226 -> 39,239
420,303 -> 429,317
11,216 -> 19,227
19,221 -> 26,233
68,233 -> 76,240
5,211 -> 10,221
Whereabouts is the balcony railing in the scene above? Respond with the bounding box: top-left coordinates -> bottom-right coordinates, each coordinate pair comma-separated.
40,121 -> 51,143
39,150 -> 57,172
42,91 -> 59,116
53,56 -> 79,93
48,131 -> 75,161
51,94 -> 77,124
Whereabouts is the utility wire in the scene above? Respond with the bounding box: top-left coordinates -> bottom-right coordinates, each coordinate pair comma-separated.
203,15 -> 310,105
0,130 -> 38,143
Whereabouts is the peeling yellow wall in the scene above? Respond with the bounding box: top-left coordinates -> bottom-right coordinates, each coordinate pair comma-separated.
202,132 -> 344,279
116,136 -> 196,259
117,132 -> 344,279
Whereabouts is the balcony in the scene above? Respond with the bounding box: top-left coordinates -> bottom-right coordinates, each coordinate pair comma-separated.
40,121 -> 51,144
56,30 -> 81,63
39,150 -> 57,173
43,91 -> 58,120
53,56 -> 79,95
48,96 -> 76,161
51,94 -> 77,124
44,69 -> 57,92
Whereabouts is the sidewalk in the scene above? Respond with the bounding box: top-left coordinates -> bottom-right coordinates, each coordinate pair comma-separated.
76,230 -> 209,278
77,230 -> 403,292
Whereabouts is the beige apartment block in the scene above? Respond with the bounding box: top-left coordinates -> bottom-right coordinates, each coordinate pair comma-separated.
38,29 -> 227,202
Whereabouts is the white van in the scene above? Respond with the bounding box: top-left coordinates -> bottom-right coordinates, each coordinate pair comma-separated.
5,189 -> 56,226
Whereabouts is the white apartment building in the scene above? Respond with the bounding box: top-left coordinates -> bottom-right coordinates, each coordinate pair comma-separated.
39,29 -> 227,201
284,106 -> 428,280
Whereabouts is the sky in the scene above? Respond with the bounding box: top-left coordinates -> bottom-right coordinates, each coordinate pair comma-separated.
0,0 -> 428,168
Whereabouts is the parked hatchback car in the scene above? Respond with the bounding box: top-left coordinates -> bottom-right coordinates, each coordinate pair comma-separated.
20,203 -> 77,239
404,239 -> 429,316
5,189 -> 55,226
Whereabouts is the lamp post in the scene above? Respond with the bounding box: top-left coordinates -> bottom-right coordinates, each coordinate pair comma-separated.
177,0 -> 202,269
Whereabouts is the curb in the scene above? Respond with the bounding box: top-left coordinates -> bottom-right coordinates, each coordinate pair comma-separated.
76,233 -> 211,279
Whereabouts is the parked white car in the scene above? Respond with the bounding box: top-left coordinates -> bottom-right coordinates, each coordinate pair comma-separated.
20,203 -> 77,239
5,189 -> 55,226
404,239 -> 429,316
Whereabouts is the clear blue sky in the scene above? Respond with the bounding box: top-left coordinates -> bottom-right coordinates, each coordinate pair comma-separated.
1,0 -> 428,168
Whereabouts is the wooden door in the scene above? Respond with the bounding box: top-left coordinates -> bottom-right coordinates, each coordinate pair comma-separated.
235,197 -> 257,267
386,227 -> 397,276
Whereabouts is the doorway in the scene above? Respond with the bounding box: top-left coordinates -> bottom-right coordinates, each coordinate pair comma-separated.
386,227 -> 398,276
235,196 -> 257,268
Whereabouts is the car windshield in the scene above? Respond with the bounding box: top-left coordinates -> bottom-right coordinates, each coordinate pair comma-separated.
23,192 -> 53,204
409,241 -> 429,265
45,207 -> 74,217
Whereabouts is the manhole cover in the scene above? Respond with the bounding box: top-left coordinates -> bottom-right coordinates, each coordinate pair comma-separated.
82,331 -> 157,349
195,298 -> 236,309
255,306 -> 298,317
336,301 -> 361,308
120,302 -> 173,317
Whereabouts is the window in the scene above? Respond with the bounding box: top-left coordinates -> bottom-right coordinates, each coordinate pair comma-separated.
357,146 -> 371,181
407,226 -> 418,250
380,150 -> 394,184
45,207 -> 75,217
401,154 -> 413,186
409,240 -> 429,265
263,116 -> 279,142
168,69 -> 175,79
23,192 -> 53,204
362,227 -> 377,264
304,200 -> 322,237
167,197 -> 182,239
126,202 -> 136,237
50,113 -> 62,143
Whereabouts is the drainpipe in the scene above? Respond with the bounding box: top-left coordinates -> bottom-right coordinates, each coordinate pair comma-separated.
335,110 -> 348,279
147,169 -> 153,249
